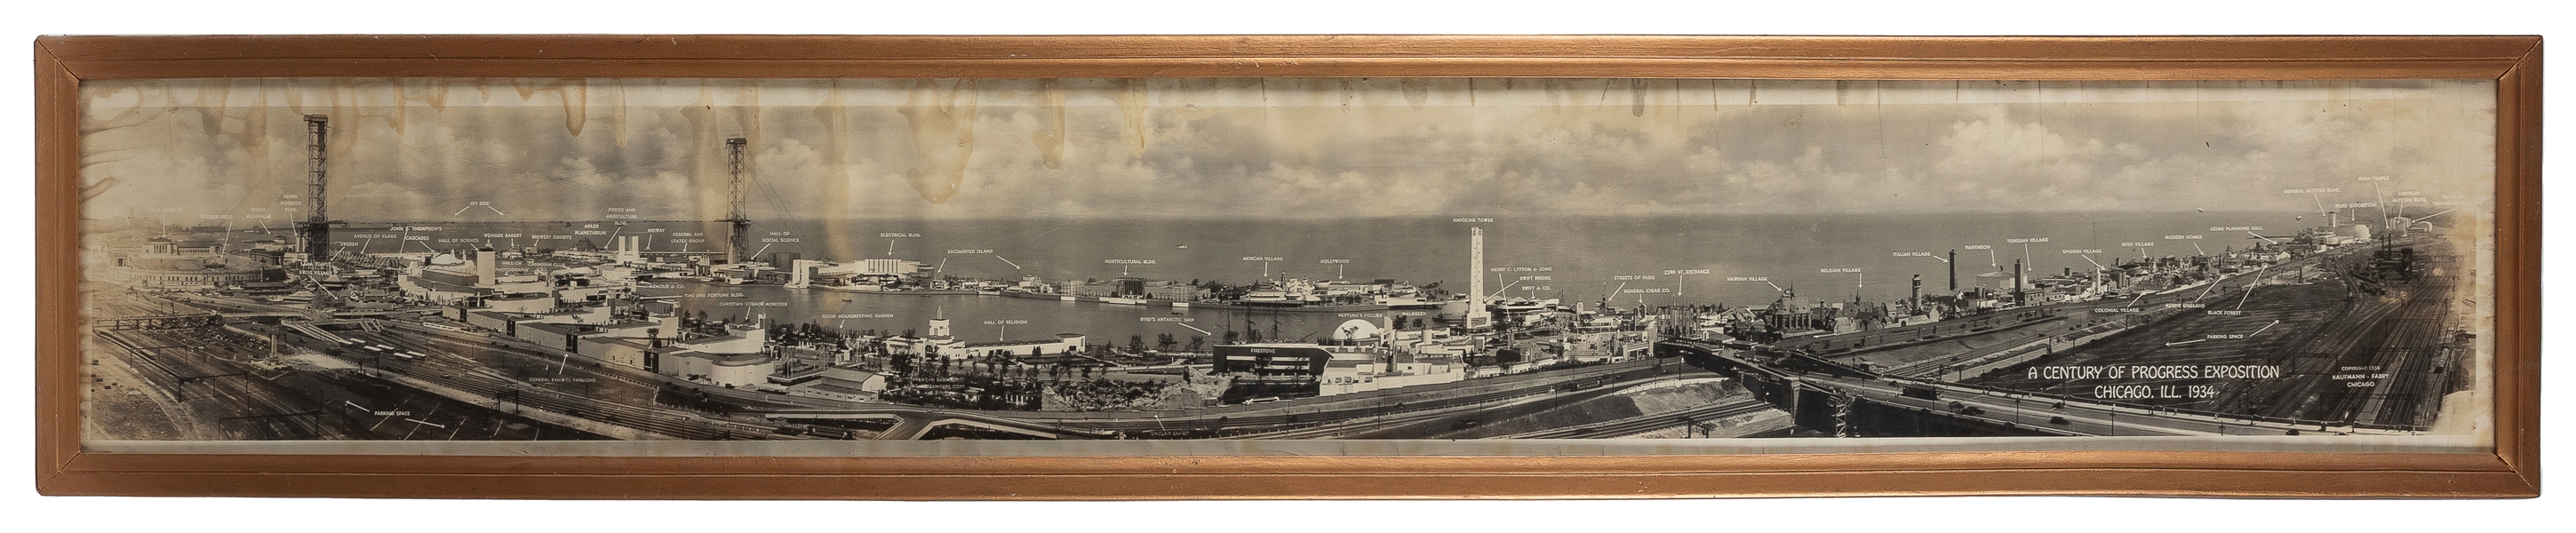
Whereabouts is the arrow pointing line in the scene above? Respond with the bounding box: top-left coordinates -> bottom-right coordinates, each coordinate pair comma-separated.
993,255 -> 1020,269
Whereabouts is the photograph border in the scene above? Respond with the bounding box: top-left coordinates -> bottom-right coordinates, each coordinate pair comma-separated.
32,35 -> 2542,499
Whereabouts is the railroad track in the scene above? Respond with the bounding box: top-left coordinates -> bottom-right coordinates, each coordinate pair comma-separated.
306,330 -> 809,441
99,328 -> 335,439
2359,262 -> 2458,426
1041,367 -> 1656,433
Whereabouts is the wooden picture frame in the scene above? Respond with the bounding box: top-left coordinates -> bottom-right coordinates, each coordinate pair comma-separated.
33,35 -> 2541,499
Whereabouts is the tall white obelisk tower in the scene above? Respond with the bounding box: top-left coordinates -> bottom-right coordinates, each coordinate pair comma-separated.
1466,227 -> 1493,331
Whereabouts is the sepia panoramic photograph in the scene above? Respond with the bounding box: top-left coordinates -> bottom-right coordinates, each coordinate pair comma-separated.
75,76 -> 2497,453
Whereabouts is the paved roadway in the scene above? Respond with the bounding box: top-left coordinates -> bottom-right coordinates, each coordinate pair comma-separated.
753,358 -> 1685,437
1500,398 -> 1772,439
318,324 -> 841,441
1241,373 -> 1687,439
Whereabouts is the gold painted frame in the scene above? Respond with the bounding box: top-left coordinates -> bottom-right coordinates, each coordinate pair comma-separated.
33,35 -> 2541,498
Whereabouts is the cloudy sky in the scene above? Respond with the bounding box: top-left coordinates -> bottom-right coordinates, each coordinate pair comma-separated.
80,77 -> 2493,223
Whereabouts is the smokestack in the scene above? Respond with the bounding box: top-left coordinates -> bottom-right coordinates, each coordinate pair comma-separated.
1948,249 -> 1958,291
475,246 -> 498,286
1910,274 -> 1922,304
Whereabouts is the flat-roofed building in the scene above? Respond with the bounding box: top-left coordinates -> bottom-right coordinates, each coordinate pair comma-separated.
962,333 -> 1088,358
658,350 -> 776,387
485,294 -> 554,314
578,336 -> 652,370
1213,343 -> 1463,401
675,321 -> 766,355
465,309 -> 518,335
514,322 -> 592,352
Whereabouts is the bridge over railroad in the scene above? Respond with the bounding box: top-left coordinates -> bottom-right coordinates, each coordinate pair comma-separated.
1656,338 -> 2422,437
102,314 -> 227,330
748,407 -> 1106,441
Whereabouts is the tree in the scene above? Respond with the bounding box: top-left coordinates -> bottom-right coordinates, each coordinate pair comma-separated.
1129,335 -> 1147,354
1156,333 -> 1177,351
1223,330 -> 1240,345
1186,336 -> 1204,352
1080,366 -> 1093,379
